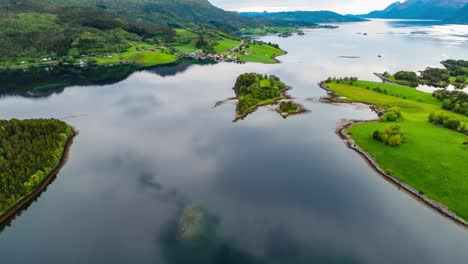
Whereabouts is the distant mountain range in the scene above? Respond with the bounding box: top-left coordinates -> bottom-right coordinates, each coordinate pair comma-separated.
445,3 -> 468,24
239,11 -> 367,23
361,0 -> 468,22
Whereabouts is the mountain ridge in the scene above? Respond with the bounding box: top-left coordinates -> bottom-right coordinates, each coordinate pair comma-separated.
239,11 -> 367,23
444,3 -> 468,24
361,0 -> 468,20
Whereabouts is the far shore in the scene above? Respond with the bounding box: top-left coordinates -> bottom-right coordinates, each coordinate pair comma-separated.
319,81 -> 468,229
0,128 -> 78,226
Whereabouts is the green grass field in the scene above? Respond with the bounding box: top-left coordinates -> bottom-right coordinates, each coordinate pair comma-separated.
325,80 -> 468,220
173,44 -> 198,53
94,44 -> 177,67
239,44 -> 285,63
213,38 -> 241,53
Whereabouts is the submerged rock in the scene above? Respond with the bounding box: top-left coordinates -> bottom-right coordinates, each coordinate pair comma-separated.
177,203 -> 209,242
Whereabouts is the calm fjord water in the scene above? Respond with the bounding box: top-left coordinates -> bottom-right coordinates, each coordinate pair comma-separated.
0,20 -> 467,263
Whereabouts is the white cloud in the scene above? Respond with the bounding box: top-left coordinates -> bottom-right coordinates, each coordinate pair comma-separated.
209,0 -> 400,14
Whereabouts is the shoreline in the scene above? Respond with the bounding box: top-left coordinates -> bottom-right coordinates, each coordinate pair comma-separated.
319,81 -> 468,228
0,128 -> 78,226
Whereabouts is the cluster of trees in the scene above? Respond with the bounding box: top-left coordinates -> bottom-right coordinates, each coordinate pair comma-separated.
392,71 -> 420,87
373,124 -> 405,147
420,66 -> 467,87
443,60 -> 468,68
420,68 -> 451,86
279,101 -> 299,113
266,42 -> 280,49
433,89 -> 468,116
234,73 -> 287,114
325,77 -> 359,84
428,112 -> 466,132
0,119 -> 73,213
379,106 -> 402,122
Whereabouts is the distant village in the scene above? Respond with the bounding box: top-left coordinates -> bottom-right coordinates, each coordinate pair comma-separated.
22,41 -> 256,69
180,41 -> 250,63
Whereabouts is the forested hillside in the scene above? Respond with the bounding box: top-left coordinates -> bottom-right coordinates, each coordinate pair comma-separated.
0,0 -> 308,29
0,3 -> 176,64
0,119 -> 74,214
0,0 -> 308,68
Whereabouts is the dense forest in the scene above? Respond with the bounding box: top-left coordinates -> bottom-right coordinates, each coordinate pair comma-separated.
233,73 -> 287,116
0,119 -> 73,213
0,4 -> 175,65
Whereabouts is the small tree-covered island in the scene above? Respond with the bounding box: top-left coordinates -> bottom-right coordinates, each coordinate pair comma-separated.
322,77 -> 468,225
231,73 -> 309,121
233,73 -> 289,120
0,119 -> 75,224
232,73 -> 298,121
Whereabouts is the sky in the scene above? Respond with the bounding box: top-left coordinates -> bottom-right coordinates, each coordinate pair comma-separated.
208,0 -> 400,14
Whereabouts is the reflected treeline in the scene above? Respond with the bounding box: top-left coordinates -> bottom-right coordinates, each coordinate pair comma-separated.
0,174 -> 58,233
0,59 -> 215,98
159,203 -> 361,264
387,20 -> 444,28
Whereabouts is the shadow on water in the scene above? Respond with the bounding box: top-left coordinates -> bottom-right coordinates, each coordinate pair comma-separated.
159,203 -> 361,264
0,174 -> 58,233
0,59 -> 215,98
387,20 -> 445,28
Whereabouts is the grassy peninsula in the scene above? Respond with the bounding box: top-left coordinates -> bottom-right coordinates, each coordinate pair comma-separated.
323,78 -> 468,221
379,60 -> 468,88
233,73 -> 289,120
0,119 -> 75,220
240,26 -> 303,36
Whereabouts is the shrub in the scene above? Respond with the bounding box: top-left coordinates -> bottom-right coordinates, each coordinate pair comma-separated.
388,134 -> 402,146
444,118 -> 461,130
279,101 -> 299,113
428,112 -> 465,132
456,76 -> 466,83
379,106 -> 401,122
373,124 -> 404,147
86,58 -> 98,65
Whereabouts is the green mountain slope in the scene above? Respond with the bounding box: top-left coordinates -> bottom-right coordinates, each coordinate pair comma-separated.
240,11 -> 367,23
362,0 -> 468,20
0,0 -> 313,68
0,4 -> 176,60
0,0 -> 309,30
